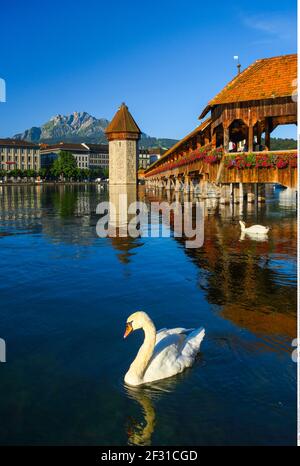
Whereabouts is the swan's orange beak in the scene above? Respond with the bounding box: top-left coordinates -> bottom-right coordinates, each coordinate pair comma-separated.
124,322 -> 133,339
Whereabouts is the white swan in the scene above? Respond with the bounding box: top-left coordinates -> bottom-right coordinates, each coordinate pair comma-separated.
239,220 -> 270,235
123,311 -> 205,386
239,232 -> 268,242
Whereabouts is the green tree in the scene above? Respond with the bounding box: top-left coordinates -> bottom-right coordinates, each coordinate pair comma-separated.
38,168 -> 48,179
51,151 -> 77,180
8,168 -> 22,178
102,167 -> 109,179
25,169 -> 37,178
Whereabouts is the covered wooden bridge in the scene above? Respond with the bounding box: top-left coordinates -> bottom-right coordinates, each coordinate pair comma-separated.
145,54 -> 297,199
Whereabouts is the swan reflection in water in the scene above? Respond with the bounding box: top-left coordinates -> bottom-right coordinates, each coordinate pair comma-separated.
124,376 -> 184,446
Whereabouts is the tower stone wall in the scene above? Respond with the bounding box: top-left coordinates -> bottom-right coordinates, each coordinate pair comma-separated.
105,103 -> 141,186
109,139 -> 138,185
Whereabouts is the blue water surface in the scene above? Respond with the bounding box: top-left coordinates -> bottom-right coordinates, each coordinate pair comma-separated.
0,184 -> 297,445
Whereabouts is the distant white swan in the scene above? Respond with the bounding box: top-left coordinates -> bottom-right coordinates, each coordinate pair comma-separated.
124,311 -> 205,386
239,220 -> 270,235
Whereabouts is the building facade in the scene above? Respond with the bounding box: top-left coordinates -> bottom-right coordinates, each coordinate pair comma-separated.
82,143 -> 109,169
40,143 -> 89,169
0,139 -> 40,171
0,139 -> 165,173
40,142 -> 109,170
138,149 -> 151,169
138,148 -> 166,169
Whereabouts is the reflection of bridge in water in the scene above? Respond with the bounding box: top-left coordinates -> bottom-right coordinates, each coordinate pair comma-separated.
141,187 -> 296,345
0,184 -> 296,344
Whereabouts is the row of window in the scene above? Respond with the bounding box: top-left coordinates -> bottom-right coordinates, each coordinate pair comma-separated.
139,161 -> 150,168
0,149 -> 39,155
1,164 -> 38,170
1,155 -> 39,161
90,154 -> 109,159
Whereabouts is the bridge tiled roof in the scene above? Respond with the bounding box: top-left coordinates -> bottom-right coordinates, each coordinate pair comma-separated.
144,117 -> 211,172
200,54 -> 297,118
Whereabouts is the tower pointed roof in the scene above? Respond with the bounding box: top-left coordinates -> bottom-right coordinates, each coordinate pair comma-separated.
105,103 -> 141,140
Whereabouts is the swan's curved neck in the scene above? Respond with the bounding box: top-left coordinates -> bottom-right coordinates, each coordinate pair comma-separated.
130,319 -> 156,381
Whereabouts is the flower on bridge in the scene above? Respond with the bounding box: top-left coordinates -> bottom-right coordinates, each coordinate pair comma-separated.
224,152 -> 297,170
146,145 -> 223,176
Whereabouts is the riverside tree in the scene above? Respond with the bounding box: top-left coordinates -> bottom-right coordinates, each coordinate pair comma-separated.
51,151 -> 77,180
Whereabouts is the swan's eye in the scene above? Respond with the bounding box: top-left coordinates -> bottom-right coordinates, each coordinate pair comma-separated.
124,321 -> 133,339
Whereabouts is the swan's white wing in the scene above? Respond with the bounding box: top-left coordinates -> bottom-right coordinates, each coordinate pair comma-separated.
180,327 -> 205,359
155,327 -> 194,344
143,327 -> 205,384
247,225 -> 269,233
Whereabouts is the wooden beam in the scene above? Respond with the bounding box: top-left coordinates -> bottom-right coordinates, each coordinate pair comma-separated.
256,121 -> 262,145
223,125 -> 230,151
211,131 -> 217,148
265,117 -> 271,150
248,123 -> 254,152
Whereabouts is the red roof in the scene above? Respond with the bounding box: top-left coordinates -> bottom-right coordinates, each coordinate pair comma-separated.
105,103 -> 141,135
200,54 -> 297,118
0,138 -> 40,148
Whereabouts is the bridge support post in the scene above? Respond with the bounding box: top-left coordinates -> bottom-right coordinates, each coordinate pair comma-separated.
206,182 -> 220,199
199,179 -> 208,199
232,183 -> 242,204
165,178 -> 171,190
220,184 -> 231,204
193,178 -> 202,196
247,184 -> 255,203
175,178 -> 182,192
258,184 -> 266,203
239,183 -> 244,201
189,177 -> 195,194
183,176 -> 190,194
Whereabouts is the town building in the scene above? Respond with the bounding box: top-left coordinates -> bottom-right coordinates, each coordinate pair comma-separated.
148,147 -> 165,164
0,136 -> 166,174
138,148 -> 166,169
83,143 -> 109,169
139,149 -> 151,169
40,142 -> 109,170
0,139 -> 40,171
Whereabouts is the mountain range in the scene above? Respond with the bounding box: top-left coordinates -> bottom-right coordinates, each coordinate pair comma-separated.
13,111 -> 178,149
12,111 -> 296,151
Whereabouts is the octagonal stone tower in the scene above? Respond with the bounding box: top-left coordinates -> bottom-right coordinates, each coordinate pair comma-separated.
105,103 -> 141,185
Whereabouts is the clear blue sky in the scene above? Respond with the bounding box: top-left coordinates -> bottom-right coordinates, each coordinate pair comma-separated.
0,0 -> 297,139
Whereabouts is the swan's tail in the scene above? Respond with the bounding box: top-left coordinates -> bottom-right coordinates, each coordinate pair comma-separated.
181,327 -> 205,359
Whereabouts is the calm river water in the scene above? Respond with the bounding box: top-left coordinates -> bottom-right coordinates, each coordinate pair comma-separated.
0,184 -> 297,445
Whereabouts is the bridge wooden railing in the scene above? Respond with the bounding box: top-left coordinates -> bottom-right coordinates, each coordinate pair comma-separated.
145,149 -> 297,189
220,150 -> 297,188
